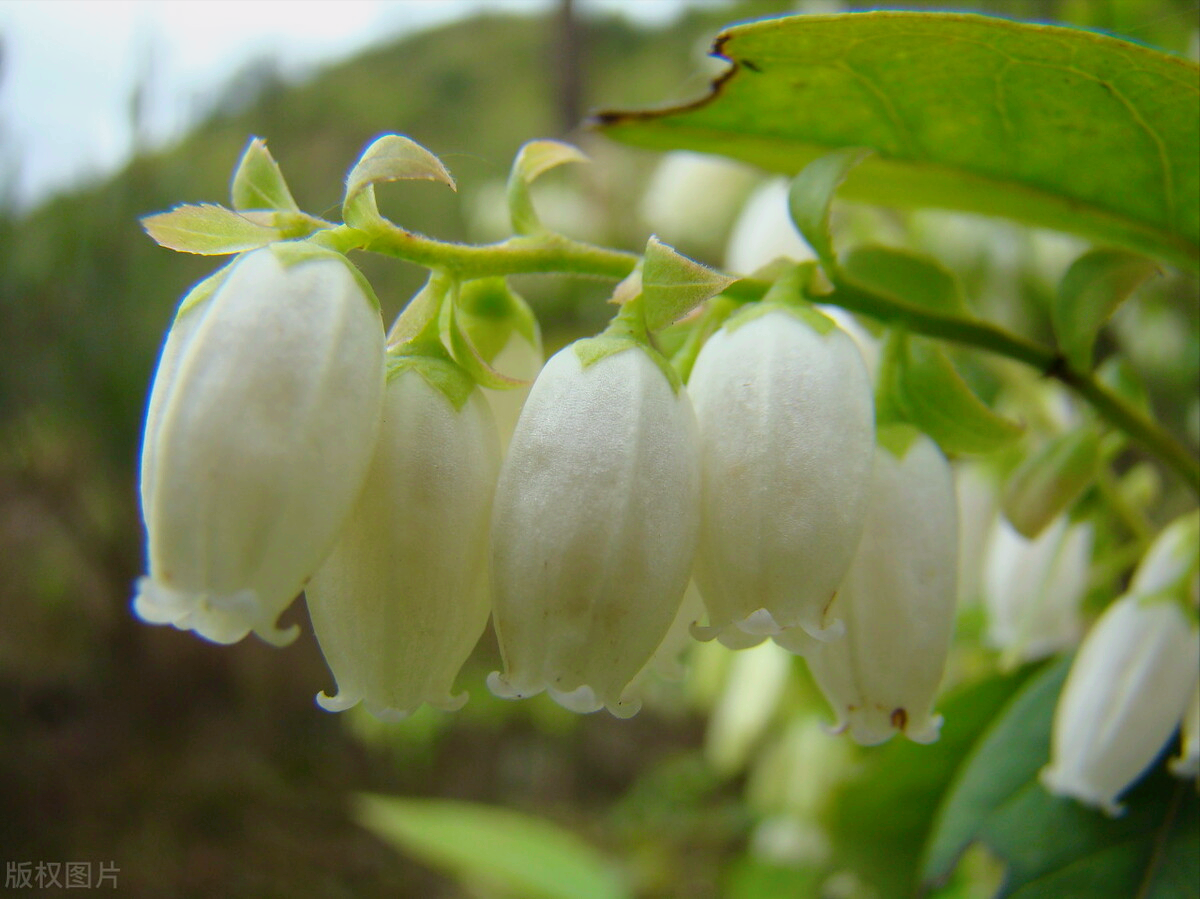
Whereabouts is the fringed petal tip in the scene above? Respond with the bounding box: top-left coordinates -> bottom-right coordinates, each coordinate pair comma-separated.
319,689 -> 468,721
133,577 -> 266,645
134,577 -> 298,647
902,712 -> 943,745
316,690 -> 361,714
487,673 -> 640,718
772,618 -> 845,656
820,709 -> 943,747
1168,752 -> 1199,781
689,620 -> 768,650
698,610 -> 844,654
1039,765 -> 1125,817
487,670 -> 541,702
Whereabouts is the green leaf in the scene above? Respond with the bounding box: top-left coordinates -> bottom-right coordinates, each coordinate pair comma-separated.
355,794 -> 628,899
923,658 -> 1072,884
1002,428 -> 1101,539
878,331 -> 1022,455
598,12 -> 1200,273
822,666 -> 1036,898
343,134 -> 455,229
230,136 -> 299,213
140,203 -> 281,255
1053,249 -> 1162,371
841,244 -> 970,317
640,236 -> 735,331
786,147 -> 871,271
921,657 -> 1200,898
507,139 -> 590,235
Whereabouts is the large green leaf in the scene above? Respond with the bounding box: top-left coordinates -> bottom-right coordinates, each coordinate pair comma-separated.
820,666 -> 1035,897
598,12 -> 1200,273
355,794 -> 629,899
921,657 -> 1199,897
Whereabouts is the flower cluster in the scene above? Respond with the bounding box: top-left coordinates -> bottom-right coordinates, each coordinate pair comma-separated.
135,233 -> 965,746
133,136 -> 1198,821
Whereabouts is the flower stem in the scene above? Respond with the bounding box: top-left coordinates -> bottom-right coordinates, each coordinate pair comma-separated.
342,223 -> 1200,495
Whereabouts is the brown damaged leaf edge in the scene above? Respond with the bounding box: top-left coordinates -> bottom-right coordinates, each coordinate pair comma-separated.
588,31 -> 740,127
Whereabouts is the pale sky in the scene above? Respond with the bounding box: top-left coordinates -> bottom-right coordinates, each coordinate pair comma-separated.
0,0 -> 702,210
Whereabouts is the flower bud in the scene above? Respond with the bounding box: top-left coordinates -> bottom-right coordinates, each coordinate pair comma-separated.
778,429 -> 958,745
687,305 -> 874,647
134,245 -> 385,645
1040,593 -> 1199,815
640,151 -> 759,254
982,515 -> 1092,665
304,359 -> 500,719
488,341 -> 700,717
724,178 -> 816,275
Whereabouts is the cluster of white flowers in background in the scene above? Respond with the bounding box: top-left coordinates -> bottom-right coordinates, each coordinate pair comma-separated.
134,144 -> 1199,825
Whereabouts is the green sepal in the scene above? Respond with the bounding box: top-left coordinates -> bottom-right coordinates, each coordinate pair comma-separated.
724,264 -> 837,336
1002,428 -> 1102,539
388,273 -> 452,348
447,294 -> 528,391
175,260 -> 236,318
449,277 -> 541,367
841,244 -> 969,317
141,203 -> 282,255
673,297 -> 737,383
267,240 -> 382,313
877,330 -> 1022,455
386,348 -> 476,412
343,134 -> 455,230
787,147 -> 872,274
230,137 -> 300,213
876,422 -> 924,460
640,236 -> 735,332
577,306 -> 683,394
506,140 -> 590,235
1053,249 -> 1161,372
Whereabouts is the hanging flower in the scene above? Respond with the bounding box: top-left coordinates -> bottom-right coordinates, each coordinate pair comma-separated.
1041,512 -> 1200,815
305,355 -> 500,719
982,514 -> 1093,665
778,428 -> 958,745
687,304 -> 874,648
487,339 -> 700,717
134,244 -> 385,645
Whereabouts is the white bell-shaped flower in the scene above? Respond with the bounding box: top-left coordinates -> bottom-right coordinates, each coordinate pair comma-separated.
778,429 -> 958,745
687,305 -> 874,647
1041,512 -> 1200,814
305,358 -> 500,720
134,245 -> 385,645
982,514 -> 1093,665
488,340 -> 700,717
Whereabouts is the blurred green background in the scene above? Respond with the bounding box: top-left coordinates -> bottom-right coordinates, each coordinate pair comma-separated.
1,1 -> 1196,896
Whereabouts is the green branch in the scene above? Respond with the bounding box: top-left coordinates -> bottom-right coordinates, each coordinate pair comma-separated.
337,223 -> 1200,495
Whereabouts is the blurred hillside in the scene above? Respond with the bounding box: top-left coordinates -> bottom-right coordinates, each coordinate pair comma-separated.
0,0 -> 1196,896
